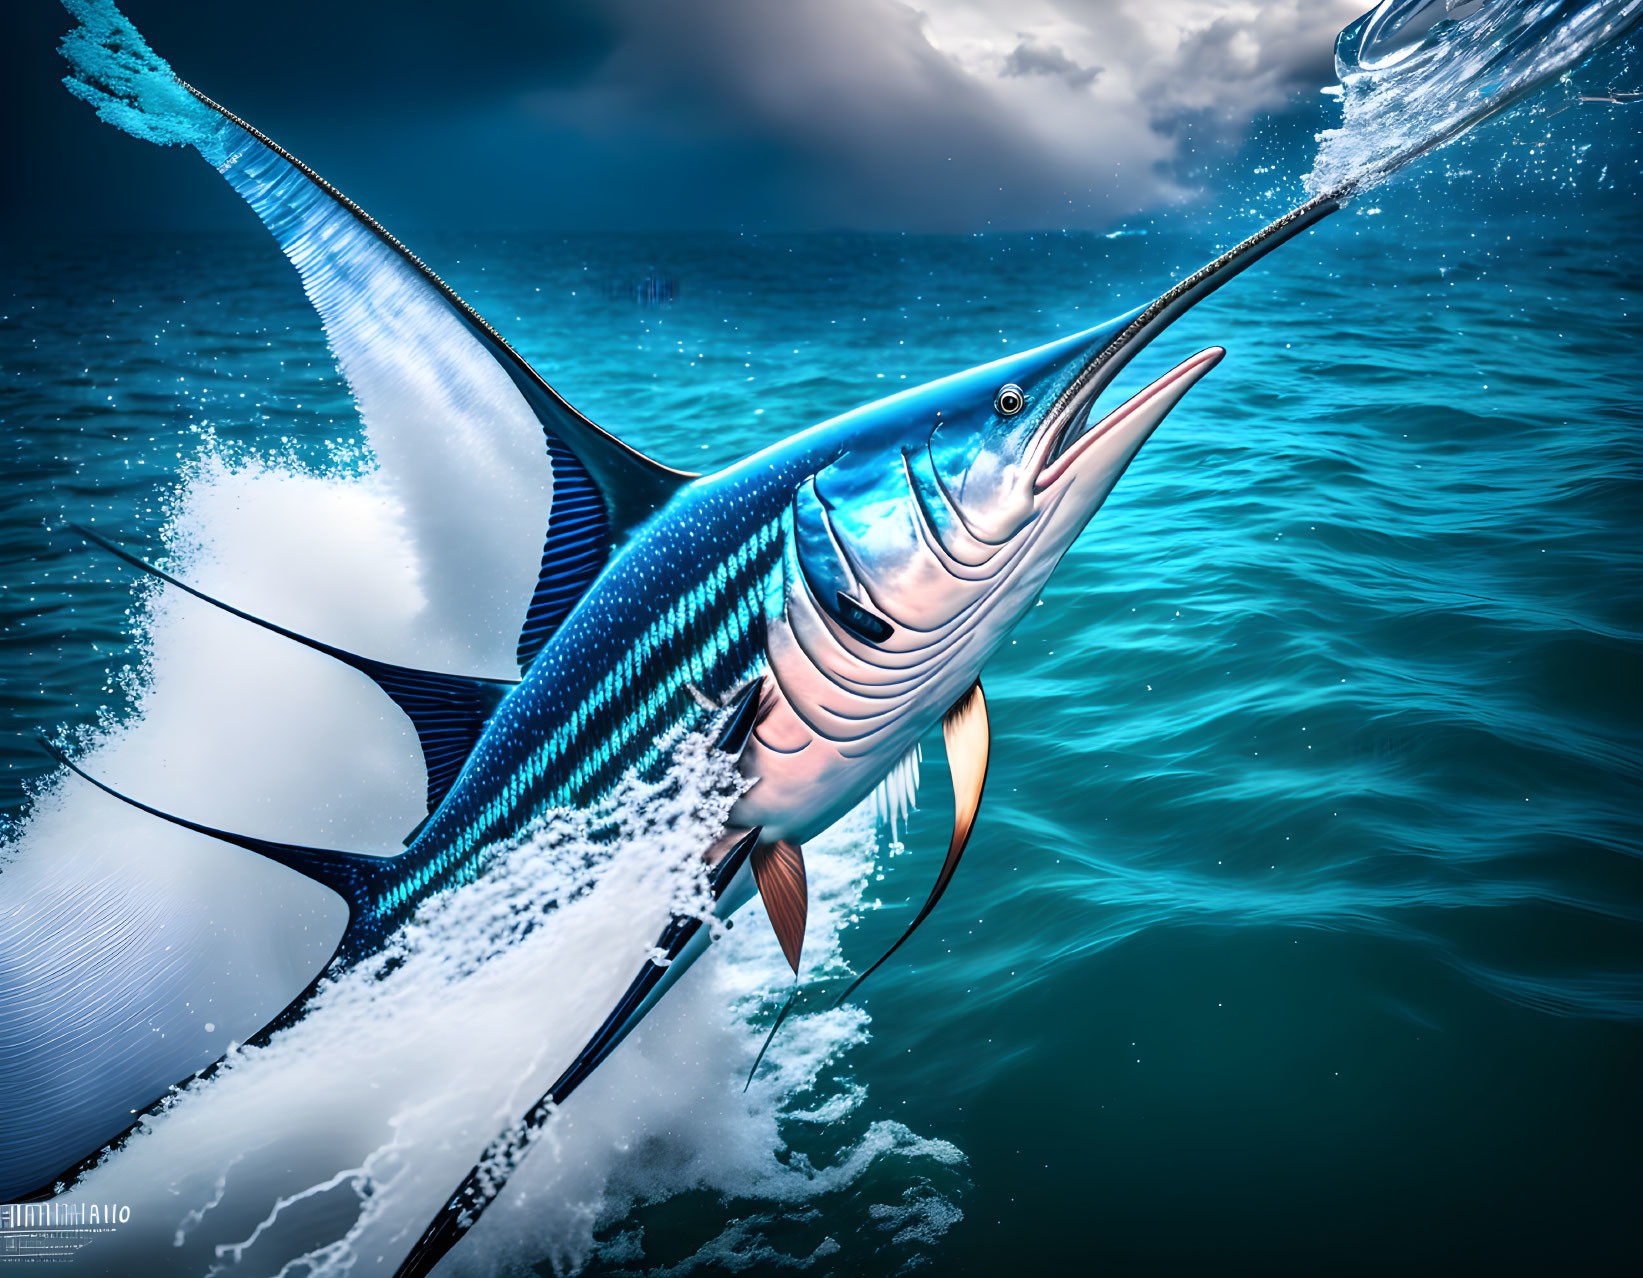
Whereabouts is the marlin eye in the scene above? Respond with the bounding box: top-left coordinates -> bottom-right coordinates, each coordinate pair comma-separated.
995,384 -> 1025,416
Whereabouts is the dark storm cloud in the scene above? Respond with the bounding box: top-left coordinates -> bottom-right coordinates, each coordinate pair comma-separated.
527,0 -> 1125,231
1138,1 -> 1354,139
1001,39 -> 1102,88
0,0 -> 619,237
1,0 -> 1364,236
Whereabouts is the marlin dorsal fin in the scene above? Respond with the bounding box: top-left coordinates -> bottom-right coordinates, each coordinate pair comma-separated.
165,83 -> 694,673
180,82 -> 697,532
61,7 -> 693,677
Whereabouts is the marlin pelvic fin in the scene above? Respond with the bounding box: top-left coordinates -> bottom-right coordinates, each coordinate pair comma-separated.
836,679 -> 990,1006
752,838 -> 809,974
40,740 -> 392,955
70,524 -> 509,813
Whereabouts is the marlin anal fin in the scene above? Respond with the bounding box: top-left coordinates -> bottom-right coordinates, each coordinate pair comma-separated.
70,524 -> 509,813
393,826 -> 764,1278
836,678 -> 990,1005
751,839 -> 808,974
40,740 -> 391,958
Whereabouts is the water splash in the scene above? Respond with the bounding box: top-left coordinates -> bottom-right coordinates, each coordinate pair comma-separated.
57,0 -> 225,156
1308,0 -> 1643,195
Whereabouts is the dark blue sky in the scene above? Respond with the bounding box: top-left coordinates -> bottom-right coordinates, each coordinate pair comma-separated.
3,0 -> 1357,236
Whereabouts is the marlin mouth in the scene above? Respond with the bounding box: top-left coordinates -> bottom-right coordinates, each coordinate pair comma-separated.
1035,346 -> 1225,492
1035,188 -> 1344,480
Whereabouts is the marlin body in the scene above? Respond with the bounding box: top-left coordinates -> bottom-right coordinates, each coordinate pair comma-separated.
34,2 -> 1353,1270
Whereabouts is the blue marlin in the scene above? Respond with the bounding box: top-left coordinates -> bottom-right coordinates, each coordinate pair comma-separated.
34,1 -> 1351,1270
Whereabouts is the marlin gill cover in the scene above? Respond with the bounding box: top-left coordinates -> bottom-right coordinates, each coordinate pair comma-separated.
0,1 -> 1639,1274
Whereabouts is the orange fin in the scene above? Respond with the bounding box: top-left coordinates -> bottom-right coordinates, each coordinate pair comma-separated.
752,839 -> 808,974
835,678 -> 989,1005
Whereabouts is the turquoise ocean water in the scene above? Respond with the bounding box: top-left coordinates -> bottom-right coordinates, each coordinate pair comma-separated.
2,37 -> 1641,1277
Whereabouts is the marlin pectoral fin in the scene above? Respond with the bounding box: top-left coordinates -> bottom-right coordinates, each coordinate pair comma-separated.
69,523 -> 511,813
743,984 -> 799,1092
39,739 -> 391,960
835,679 -> 990,1006
749,685 -> 987,1087
751,839 -> 808,974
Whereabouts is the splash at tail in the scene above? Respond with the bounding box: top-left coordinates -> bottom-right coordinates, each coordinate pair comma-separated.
58,0 -> 226,155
